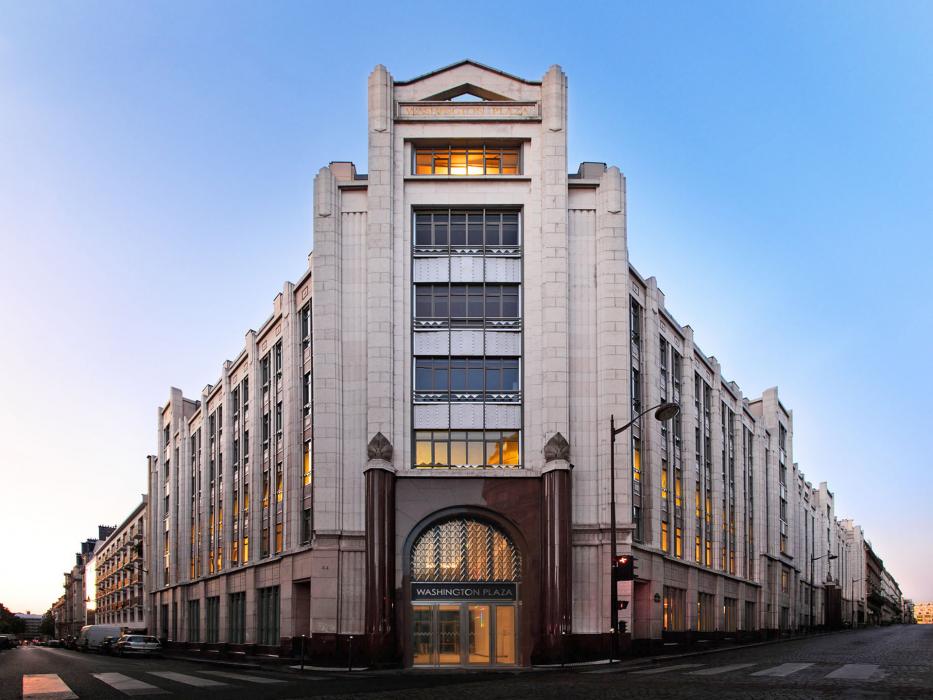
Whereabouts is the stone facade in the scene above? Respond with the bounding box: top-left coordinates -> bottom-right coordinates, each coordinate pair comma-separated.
95,497 -> 148,631
143,61 -> 906,666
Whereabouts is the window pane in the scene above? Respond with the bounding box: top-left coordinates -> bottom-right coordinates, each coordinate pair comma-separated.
450,149 -> 467,175
415,288 -> 432,317
434,219 -> 447,245
486,433 -> 502,465
486,366 -> 500,391
415,435 -> 432,466
502,287 -> 519,317
434,286 -> 449,318
467,363 -> 484,391
415,151 -> 432,175
450,358 -> 466,390
485,153 -> 501,175
467,434 -> 484,465
485,285 -> 501,317
501,213 -> 519,245
467,213 -> 484,246
495,605 -> 516,664
450,285 -> 466,317
485,214 -> 501,245
502,361 -> 519,390
434,360 -> 448,390
416,219 -> 432,246
467,288 -> 484,318
434,440 -> 448,466
450,436 -> 467,465
434,154 -> 449,175
501,433 -> 520,465
450,212 -> 466,246
502,150 -> 519,174
415,363 -> 432,390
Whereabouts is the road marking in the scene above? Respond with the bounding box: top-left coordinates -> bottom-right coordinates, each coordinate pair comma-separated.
23,674 -> 78,699
630,663 -> 704,674
198,670 -> 286,684
147,671 -> 228,687
825,663 -> 879,680
751,662 -> 813,677
689,663 -> 757,675
93,672 -> 170,695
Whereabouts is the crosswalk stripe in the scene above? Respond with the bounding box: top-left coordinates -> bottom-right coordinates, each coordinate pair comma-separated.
631,663 -> 704,675
825,663 -> 879,680
93,672 -> 170,695
198,670 -> 286,684
751,662 -> 813,677
23,674 -> 78,699
689,663 -> 757,675
147,671 -> 228,687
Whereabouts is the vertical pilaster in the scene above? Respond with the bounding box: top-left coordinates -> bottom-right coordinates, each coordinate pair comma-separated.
364,452 -> 396,659
542,454 -> 572,651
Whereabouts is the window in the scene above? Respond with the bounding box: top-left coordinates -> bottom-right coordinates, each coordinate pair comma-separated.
302,372 -> 312,416
414,430 -> 520,469
275,463 -> 283,503
414,145 -> 520,176
228,592 -> 245,644
187,599 -> 200,643
300,303 -> 312,350
301,508 -> 312,544
698,592 -> 715,632
205,597 -> 219,644
414,283 -> 520,326
257,586 -> 280,646
724,598 -> 737,632
413,209 -> 520,250
781,568 -> 789,593
414,357 -> 519,400
661,521 -> 669,553
303,442 -> 312,486
663,587 -> 686,632
411,518 -> 521,582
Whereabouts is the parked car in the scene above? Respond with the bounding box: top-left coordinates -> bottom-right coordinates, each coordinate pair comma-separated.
114,635 -> 162,657
46,639 -> 61,648
77,625 -> 123,653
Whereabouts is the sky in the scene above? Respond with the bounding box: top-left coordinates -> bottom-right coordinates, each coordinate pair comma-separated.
1,1 -> 931,613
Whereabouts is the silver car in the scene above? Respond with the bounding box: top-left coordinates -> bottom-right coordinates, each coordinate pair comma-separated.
114,635 -> 162,657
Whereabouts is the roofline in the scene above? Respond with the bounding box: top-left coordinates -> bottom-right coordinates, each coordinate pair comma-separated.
394,60 -> 542,87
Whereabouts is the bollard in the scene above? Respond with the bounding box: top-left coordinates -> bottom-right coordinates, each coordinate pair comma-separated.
561,630 -> 566,668
347,635 -> 353,672
299,634 -> 305,672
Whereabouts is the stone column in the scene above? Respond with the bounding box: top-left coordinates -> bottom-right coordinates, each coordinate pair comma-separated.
364,433 -> 396,661
542,433 -> 572,657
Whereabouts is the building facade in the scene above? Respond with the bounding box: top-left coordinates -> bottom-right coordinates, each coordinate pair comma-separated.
59,527 -> 114,639
144,61 -> 907,666
95,497 -> 148,631
916,602 -> 933,624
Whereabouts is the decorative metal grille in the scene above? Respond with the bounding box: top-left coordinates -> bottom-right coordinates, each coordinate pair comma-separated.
411,517 -> 521,582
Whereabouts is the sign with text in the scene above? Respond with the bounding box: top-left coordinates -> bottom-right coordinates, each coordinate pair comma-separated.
411,582 -> 517,601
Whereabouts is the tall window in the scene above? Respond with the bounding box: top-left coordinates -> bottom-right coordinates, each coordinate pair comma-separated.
663,587 -> 686,632
187,600 -> 200,642
698,592 -> 715,632
228,592 -> 245,644
257,586 -> 280,646
414,144 -> 520,176
414,357 -> 520,401
630,300 -> 643,542
205,597 -> 219,644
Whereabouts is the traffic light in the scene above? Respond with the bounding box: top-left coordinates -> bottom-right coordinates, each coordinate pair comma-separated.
612,554 -> 636,581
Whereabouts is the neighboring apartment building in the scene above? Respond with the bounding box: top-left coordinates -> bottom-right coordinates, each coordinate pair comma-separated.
95,497 -> 148,631
60,527 -> 114,638
145,61 -> 905,667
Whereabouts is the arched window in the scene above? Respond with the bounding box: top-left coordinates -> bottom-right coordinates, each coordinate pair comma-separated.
411,518 -> 521,582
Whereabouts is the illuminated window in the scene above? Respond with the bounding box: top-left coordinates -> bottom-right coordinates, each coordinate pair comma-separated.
303,443 -> 312,486
661,522 -> 669,553
275,523 -> 283,554
275,465 -> 283,503
695,535 -> 701,562
413,145 -> 520,176
661,468 -> 669,500
262,472 -> 270,509
705,539 -> 712,567
414,430 -> 520,469
675,527 -> 683,558
242,536 -> 249,563
633,437 -> 642,482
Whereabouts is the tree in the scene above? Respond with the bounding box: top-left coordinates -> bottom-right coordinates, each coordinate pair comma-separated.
39,610 -> 55,637
0,603 -> 25,634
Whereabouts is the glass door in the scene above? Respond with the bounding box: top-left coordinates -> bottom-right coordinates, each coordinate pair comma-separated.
467,605 -> 491,664
412,605 -> 433,665
437,605 -> 461,665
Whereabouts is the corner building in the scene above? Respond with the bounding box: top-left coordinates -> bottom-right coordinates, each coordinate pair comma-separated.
149,61 -> 818,667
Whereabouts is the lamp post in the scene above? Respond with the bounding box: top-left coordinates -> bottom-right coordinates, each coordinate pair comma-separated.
810,551 -> 837,630
850,577 -> 865,628
609,401 -> 680,658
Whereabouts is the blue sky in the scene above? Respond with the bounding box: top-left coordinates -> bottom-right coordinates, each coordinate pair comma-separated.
1,1 -> 931,613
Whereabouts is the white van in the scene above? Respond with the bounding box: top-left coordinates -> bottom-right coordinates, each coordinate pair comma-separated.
77,625 -> 123,652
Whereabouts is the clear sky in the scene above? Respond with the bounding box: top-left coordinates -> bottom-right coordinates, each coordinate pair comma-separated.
1,1 -> 931,614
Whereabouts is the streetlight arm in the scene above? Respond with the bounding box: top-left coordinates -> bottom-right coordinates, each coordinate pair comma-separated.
612,402 -> 679,437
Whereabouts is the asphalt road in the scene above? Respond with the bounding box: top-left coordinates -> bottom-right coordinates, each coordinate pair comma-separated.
2,625 -> 931,699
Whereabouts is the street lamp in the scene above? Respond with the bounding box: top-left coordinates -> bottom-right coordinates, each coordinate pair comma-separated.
850,577 -> 865,629
609,401 -> 680,657
810,552 -> 838,630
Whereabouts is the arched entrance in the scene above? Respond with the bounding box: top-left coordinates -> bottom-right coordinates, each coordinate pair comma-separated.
408,517 -> 521,667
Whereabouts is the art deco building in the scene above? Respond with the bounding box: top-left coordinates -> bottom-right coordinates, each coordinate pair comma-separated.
146,61 -> 901,666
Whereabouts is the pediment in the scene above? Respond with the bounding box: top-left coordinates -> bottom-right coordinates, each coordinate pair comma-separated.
394,60 -> 540,104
